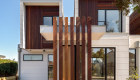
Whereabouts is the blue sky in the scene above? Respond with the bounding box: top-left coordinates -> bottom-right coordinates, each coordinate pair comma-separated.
0,0 -> 74,61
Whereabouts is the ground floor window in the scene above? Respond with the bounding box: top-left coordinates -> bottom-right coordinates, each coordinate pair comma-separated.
48,54 -> 53,80
91,48 -> 115,80
129,49 -> 136,80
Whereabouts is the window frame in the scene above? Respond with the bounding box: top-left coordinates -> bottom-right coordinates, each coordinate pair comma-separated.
129,48 -> 136,69
98,9 -> 122,32
23,54 -> 43,61
43,16 -> 59,25
91,47 -> 116,80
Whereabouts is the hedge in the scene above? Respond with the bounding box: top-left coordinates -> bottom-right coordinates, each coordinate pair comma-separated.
0,59 -> 18,77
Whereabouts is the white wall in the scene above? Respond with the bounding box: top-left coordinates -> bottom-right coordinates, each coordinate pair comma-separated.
92,33 -> 129,80
20,49 -> 53,80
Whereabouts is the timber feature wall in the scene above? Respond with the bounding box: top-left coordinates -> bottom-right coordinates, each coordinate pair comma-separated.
79,0 -> 117,25
26,6 -> 59,49
53,17 -> 91,80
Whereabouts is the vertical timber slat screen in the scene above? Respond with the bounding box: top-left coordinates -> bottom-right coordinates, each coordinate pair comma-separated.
70,17 -> 75,80
65,17 -> 69,80
76,17 -> 80,80
82,17 -> 86,80
87,17 -> 91,80
52,17 -> 91,80
59,17 -> 63,80
53,17 -> 57,80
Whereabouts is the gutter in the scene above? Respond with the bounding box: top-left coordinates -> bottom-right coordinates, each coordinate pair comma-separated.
18,44 -> 22,80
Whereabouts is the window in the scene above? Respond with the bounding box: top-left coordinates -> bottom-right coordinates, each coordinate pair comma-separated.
98,10 -> 122,32
48,54 -> 53,80
129,49 -> 136,80
43,16 -> 59,25
91,48 -> 115,80
23,54 -> 43,61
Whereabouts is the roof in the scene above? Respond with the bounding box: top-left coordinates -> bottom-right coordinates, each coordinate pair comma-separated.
0,55 -> 5,58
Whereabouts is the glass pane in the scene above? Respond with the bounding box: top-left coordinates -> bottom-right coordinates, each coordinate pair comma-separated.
107,48 -> 115,80
98,10 -> 105,21
48,66 -> 53,80
106,10 -> 121,32
91,48 -> 105,80
49,55 -> 53,65
43,17 -> 52,25
98,22 -> 105,25
56,17 -> 59,25
129,49 -> 136,80
24,55 -> 42,61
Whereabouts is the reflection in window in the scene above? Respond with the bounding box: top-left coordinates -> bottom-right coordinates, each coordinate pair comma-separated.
48,65 -> 53,80
129,49 -> 136,80
43,17 -> 52,25
49,55 -> 53,65
92,48 -> 105,80
43,17 -> 59,25
106,10 -> 121,32
48,55 -> 53,80
91,48 -> 115,80
23,54 -> 43,61
107,48 -> 115,80
98,10 -> 122,32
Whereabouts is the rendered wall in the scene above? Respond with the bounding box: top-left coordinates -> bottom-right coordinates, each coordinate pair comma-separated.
19,49 -> 52,80
91,33 -> 129,80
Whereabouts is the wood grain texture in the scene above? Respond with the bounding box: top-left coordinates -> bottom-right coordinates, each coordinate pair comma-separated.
65,17 -> 68,80
82,17 -> 85,80
76,17 -> 80,80
87,17 -> 91,80
53,17 -> 57,80
130,6 -> 140,35
26,6 -> 59,49
79,0 -> 117,25
70,17 -> 75,80
59,17 -> 63,80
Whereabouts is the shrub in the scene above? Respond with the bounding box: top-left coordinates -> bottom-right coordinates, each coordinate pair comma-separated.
0,58 -> 18,77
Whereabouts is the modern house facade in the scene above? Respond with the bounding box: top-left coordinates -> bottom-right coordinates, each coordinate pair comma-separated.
18,0 -> 139,80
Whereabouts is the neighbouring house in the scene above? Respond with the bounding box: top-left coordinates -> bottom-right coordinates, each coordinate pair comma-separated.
0,55 -> 5,58
18,0 -> 140,80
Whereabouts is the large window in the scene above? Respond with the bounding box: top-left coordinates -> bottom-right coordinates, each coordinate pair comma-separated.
23,54 -> 43,61
91,48 -> 115,80
98,10 -> 122,32
129,49 -> 136,80
48,54 -> 53,80
43,16 -> 59,25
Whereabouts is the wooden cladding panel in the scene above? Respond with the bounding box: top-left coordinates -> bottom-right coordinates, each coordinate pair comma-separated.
70,17 -> 75,80
59,17 -> 63,80
53,17 -> 57,80
82,17 -> 85,80
79,0 -> 117,25
26,6 -> 59,49
76,17 -> 80,80
87,17 -> 91,80
65,17 -> 69,80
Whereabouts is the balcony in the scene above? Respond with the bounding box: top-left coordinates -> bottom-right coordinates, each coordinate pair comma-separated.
40,25 -> 106,41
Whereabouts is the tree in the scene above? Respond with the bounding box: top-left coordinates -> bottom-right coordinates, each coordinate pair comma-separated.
113,0 -> 140,15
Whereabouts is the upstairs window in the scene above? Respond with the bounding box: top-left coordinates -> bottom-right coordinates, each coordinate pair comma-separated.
98,10 -> 122,32
43,16 -> 59,25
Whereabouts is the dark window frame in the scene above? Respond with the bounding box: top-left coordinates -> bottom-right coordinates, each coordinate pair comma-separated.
129,48 -> 136,70
91,47 -> 116,80
23,54 -> 43,61
98,9 -> 122,32
43,16 -> 59,25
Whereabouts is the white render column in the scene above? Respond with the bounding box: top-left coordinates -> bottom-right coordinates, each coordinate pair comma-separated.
136,47 -> 140,80
74,0 -> 78,25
